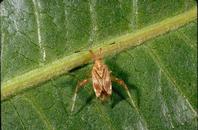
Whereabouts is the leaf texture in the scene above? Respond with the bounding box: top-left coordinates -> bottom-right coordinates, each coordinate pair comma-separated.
1,0 -> 197,130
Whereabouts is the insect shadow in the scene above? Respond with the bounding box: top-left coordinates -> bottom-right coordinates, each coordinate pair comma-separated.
74,91 -> 95,115
105,56 -> 141,108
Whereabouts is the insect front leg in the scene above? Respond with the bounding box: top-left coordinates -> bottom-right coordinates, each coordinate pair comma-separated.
71,79 -> 90,112
111,76 -> 136,109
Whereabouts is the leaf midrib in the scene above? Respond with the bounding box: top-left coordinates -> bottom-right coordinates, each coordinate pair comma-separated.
1,7 -> 197,101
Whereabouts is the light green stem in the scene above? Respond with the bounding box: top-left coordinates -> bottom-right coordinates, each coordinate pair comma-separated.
1,7 -> 197,101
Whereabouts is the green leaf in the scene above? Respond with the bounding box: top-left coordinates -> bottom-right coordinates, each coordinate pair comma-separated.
1,0 -> 197,130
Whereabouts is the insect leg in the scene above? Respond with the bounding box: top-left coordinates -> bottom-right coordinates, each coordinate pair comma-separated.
111,76 -> 136,109
71,79 -> 90,112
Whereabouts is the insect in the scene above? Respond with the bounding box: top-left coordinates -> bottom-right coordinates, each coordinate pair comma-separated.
71,48 -> 135,112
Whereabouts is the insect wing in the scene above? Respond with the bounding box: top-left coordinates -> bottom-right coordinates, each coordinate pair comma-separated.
102,65 -> 112,95
92,69 -> 103,97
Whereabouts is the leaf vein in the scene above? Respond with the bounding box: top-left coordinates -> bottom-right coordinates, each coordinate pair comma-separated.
32,0 -> 46,63
88,0 -> 98,46
23,96 -> 54,130
2,7 -> 197,101
143,45 -> 197,116
175,31 -> 196,50
9,101 -> 26,130
132,0 -> 138,30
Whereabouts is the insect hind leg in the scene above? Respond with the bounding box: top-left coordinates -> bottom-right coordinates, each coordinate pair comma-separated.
71,79 -> 90,112
111,76 -> 136,109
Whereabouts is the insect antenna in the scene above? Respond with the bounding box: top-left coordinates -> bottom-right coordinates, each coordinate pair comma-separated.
89,50 -> 96,60
89,48 -> 103,60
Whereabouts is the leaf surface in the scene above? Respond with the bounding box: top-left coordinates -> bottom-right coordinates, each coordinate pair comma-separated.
1,0 -> 197,130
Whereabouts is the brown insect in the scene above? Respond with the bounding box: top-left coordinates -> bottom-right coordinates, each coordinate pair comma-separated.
71,48 -> 134,112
